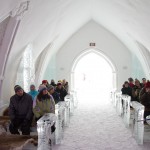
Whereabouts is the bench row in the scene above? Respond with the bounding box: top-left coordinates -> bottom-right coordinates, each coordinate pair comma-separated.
110,90 -> 150,145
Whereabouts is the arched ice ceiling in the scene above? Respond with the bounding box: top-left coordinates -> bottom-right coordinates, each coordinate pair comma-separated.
1,0 -> 150,93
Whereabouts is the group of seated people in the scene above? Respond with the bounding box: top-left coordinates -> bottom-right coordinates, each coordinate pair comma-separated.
121,77 -> 150,119
8,79 -> 68,135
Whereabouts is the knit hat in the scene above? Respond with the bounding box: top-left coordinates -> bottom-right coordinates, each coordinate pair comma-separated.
38,84 -> 47,92
42,80 -> 48,84
145,82 -> 150,88
48,85 -> 54,91
14,85 -> 23,93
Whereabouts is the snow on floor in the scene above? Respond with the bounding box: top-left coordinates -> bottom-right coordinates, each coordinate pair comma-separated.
53,90 -> 150,150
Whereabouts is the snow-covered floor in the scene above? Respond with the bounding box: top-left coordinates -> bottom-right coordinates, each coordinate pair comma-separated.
53,90 -> 150,150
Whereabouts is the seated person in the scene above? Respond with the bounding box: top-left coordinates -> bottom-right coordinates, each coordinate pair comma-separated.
9,85 -> 33,135
42,80 -> 51,89
48,85 -> 61,104
128,77 -> 135,88
28,84 -> 38,100
132,79 -> 142,102
55,82 -> 68,101
139,82 -> 150,119
141,78 -> 147,88
33,85 -> 55,121
50,79 -> 56,87
64,81 -> 69,93
121,81 -> 132,97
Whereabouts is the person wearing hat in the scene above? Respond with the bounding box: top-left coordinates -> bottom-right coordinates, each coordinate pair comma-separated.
121,81 -> 132,97
50,79 -> 56,87
28,84 -> 38,100
42,80 -> 48,85
140,81 -> 150,119
55,82 -> 68,101
48,85 -> 61,104
9,85 -> 33,135
42,80 -> 51,89
33,85 -> 55,121
128,77 -> 135,88
132,79 -> 142,102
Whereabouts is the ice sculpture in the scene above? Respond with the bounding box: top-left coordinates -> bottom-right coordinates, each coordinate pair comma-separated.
37,113 -> 56,150
65,96 -> 71,126
146,115 -> 150,125
70,90 -> 78,108
110,89 -> 116,104
68,94 -> 74,115
121,95 -> 131,127
131,101 -> 144,145
54,102 -> 66,144
115,92 -> 122,116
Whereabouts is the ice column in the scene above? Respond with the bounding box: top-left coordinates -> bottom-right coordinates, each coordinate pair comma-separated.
131,101 -> 144,145
54,102 -> 65,144
121,95 -> 131,127
37,113 -> 56,150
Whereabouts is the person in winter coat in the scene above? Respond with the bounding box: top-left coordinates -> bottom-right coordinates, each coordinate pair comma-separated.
28,84 -> 38,100
128,77 -> 135,88
48,85 -> 61,104
132,79 -> 142,102
50,79 -> 56,87
9,85 -> 33,135
55,82 -> 67,101
141,78 -> 147,88
64,81 -> 69,93
33,85 -> 55,121
42,80 -> 51,89
139,82 -> 150,119
121,81 -> 132,97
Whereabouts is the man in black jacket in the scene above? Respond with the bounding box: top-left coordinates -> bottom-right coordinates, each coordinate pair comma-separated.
55,82 -> 67,101
121,81 -> 132,96
9,85 -> 33,135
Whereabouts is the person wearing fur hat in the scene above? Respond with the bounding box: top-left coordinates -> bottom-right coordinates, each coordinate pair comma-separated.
140,81 -> 150,119
55,82 -> 68,101
33,85 -> 55,121
9,85 -> 33,135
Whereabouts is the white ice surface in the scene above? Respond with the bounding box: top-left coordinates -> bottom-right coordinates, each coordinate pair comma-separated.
53,90 -> 150,150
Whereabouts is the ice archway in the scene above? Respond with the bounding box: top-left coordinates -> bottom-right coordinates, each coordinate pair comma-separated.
71,49 -> 117,103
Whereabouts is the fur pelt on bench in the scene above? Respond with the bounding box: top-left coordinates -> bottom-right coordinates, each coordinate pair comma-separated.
0,134 -> 38,150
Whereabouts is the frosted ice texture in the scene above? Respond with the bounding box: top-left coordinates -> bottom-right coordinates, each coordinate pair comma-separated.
130,101 -> 144,145
37,113 -> 56,150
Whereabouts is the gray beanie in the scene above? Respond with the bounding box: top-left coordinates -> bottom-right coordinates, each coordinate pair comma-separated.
38,84 -> 47,92
48,85 -> 54,91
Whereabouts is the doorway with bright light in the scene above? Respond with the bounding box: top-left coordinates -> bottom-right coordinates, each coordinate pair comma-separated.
71,49 -> 116,106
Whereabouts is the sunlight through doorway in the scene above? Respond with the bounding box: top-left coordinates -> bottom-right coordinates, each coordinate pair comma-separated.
72,50 -> 115,105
